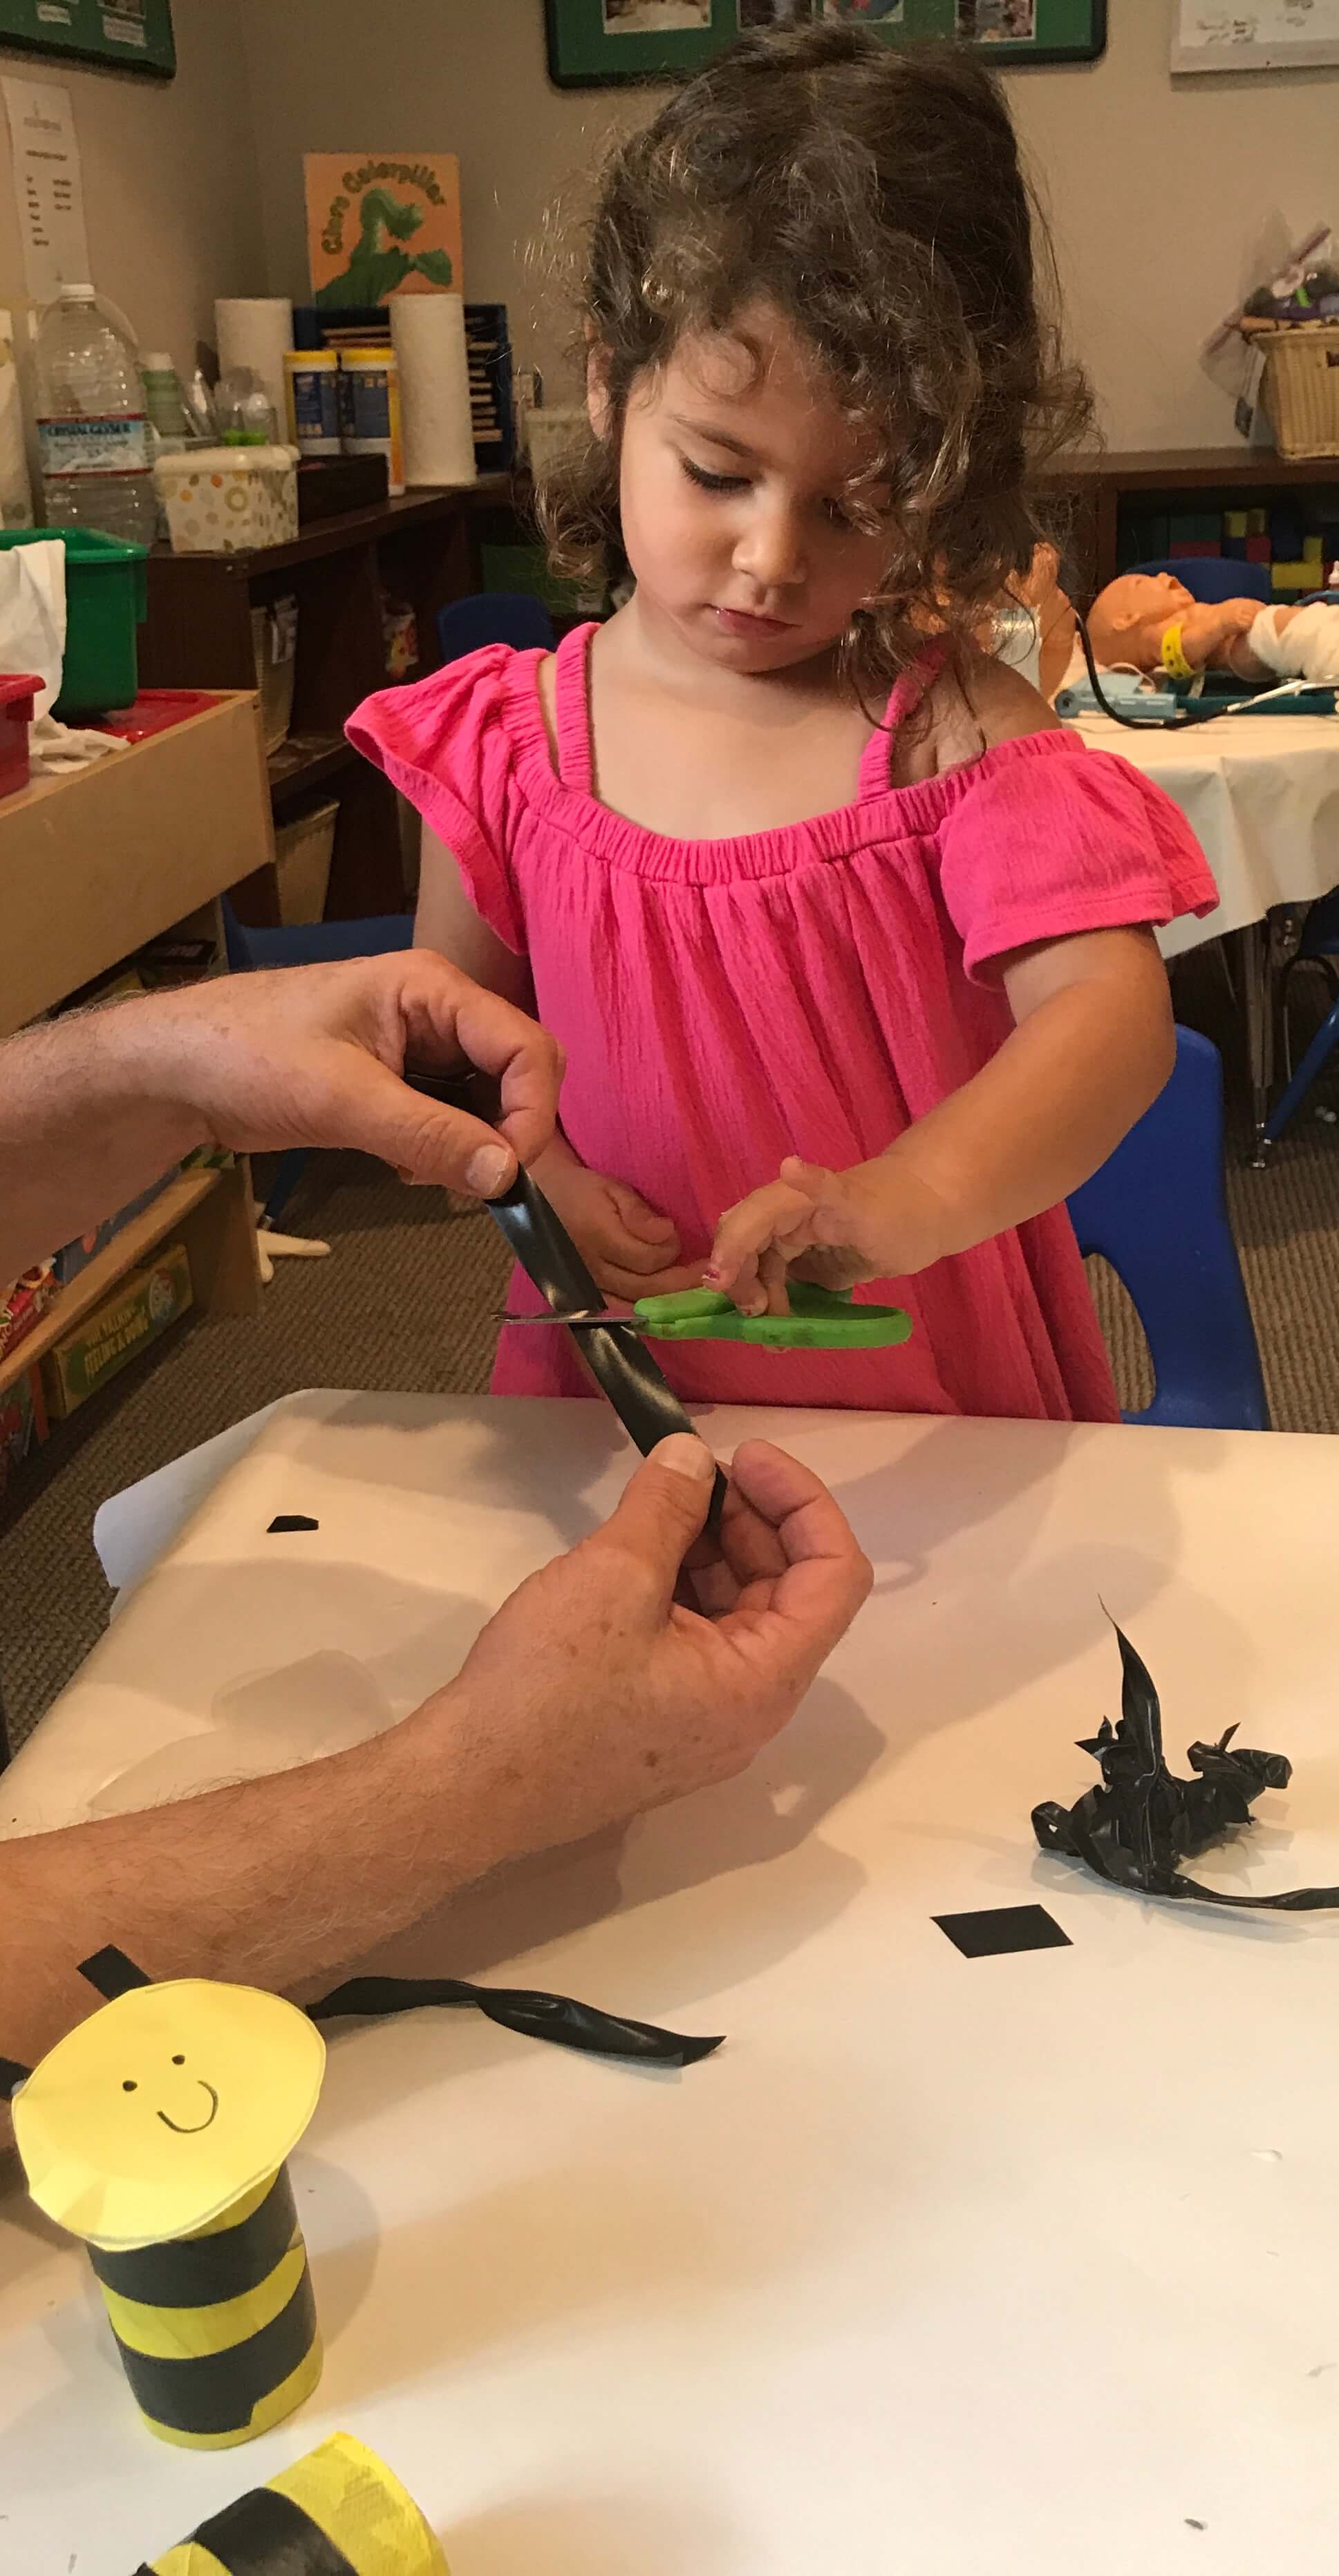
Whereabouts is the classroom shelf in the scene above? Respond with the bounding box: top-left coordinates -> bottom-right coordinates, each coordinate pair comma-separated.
140,478 -> 531,920
267,733 -> 359,800
0,1170 -> 221,1403
1045,446 -> 1339,603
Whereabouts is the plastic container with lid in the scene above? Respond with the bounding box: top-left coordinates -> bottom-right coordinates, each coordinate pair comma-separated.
153,446 -> 300,554
34,284 -> 158,546
0,527 -> 147,717
285,350 -> 341,456
338,348 -> 404,495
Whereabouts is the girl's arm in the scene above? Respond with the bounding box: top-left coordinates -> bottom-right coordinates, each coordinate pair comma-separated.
415,823 -> 534,1006
415,825 -> 700,1299
708,924 -> 1172,1313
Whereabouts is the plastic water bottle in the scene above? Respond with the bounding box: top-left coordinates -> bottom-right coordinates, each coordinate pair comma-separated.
34,283 -> 158,545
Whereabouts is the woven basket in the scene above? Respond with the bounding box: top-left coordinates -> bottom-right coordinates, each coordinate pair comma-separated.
1242,317 -> 1339,460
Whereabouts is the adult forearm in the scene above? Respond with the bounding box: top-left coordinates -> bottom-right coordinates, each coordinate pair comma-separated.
886,975 -> 1173,1254
0,1686 -> 499,2076
0,1009 -> 207,1284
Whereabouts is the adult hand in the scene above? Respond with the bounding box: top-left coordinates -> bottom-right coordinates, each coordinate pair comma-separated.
423,1434 -> 872,1870
530,1134 -> 704,1303
126,950 -> 564,1199
706,1153 -> 947,1316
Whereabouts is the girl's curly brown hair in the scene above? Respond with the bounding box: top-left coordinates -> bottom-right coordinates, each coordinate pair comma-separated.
539,21 -> 1092,698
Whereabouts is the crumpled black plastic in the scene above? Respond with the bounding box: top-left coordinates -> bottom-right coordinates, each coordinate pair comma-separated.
1033,1619 -> 1339,1911
309,1975 -> 724,2067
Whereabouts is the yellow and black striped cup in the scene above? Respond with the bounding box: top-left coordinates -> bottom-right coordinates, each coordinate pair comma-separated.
136,2429 -> 449,2573
90,2159 -> 321,2450
8,1953 -> 328,2451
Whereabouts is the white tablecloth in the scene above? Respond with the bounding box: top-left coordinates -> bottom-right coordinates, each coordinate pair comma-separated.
6,1391 -> 1339,2574
1072,711 -> 1339,955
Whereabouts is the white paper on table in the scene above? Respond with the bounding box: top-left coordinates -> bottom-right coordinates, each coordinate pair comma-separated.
1,78 -> 90,309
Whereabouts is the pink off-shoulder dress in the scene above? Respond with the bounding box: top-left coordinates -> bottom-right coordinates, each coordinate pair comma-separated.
350,625 -> 1217,1423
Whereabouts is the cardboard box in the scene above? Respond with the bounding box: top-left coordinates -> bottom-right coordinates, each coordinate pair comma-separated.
53,1170 -> 178,1286
0,1261 -> 55,1362
42,1242 -> 193,1421
0,694 -> 271,1044
0,1365 -> 46,1496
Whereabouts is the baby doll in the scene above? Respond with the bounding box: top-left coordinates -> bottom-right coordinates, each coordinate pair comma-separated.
1087,570 -> 1339,691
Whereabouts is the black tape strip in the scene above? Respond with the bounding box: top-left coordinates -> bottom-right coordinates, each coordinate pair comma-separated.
933,1904 -> 1071,1959
401,1064 -> 727,1529
310,1973 -> 723,2067
91,2169 -> 298,2310
185,2488 -> 360,2576
113,2259 -> 317,2438
79,1946 -> 153,1998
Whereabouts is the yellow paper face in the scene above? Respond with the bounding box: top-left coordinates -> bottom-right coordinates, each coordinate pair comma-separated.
13,1982 -> 326,2250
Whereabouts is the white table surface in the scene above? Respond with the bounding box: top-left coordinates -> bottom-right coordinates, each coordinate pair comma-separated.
1072,709 -> 1339,955
6,1391 -> 1339,2576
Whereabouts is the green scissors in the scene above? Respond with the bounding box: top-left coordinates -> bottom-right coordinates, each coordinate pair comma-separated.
500,1282 -> 913,1353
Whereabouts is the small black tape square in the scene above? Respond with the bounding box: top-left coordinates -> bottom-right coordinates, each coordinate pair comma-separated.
268,1514 -> 319,1534
934,1903 -> 1071,1959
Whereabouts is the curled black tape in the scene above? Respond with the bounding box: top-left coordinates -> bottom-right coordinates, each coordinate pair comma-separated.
310,1974 -> 723,2068
1034,1619 -> 1339,1912
402,1062 -> 727,1528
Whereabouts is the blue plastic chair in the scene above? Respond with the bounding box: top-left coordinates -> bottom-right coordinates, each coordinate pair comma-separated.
1067,1027 -> 1268,1430
437,591 -> 555,664
1126,556 -> 1273,605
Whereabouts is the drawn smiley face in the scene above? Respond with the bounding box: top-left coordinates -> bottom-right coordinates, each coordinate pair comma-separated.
13,1981 -> 325,2251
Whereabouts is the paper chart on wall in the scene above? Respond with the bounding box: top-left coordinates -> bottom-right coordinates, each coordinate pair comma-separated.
1172,1 -> 1339,70
1,77 -> 89,310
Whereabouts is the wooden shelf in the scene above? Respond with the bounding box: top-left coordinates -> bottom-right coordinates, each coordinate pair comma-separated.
268,733 -> 359,800
1043,445 -> 1339,603
0,1169 -> 221,1402
1050,445 -> 1339,493
144,476 -> 518,582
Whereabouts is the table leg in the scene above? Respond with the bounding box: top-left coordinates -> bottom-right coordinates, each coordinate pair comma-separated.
1234,919 -> 1275,1164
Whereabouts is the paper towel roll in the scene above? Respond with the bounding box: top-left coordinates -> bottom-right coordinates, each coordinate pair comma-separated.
215,297 -> 294,440
391,292 -> 477,488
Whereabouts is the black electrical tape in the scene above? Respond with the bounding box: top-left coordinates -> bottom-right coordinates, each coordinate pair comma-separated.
153,2486 -> 360,2576
90,2168 -> 299,2309
310,1973 -> 723,2068
402,1062 -> 727,1527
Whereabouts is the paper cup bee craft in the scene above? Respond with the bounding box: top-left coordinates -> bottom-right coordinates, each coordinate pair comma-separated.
3,1948 -> 326,2450
138,2431 -> 449,2575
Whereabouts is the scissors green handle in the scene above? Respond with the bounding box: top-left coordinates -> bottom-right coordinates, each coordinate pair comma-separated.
633,1284 -> 912,1351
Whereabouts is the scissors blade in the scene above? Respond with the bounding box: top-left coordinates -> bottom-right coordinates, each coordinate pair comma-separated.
496,1308 -> 644,1331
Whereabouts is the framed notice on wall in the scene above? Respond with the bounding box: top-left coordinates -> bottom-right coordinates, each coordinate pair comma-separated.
545,0 -> 1105,87
0,0 -> 175,79
1172,3 -> 1339,73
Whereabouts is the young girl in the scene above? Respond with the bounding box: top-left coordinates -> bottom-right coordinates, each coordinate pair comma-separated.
350,23 -> 1216,1424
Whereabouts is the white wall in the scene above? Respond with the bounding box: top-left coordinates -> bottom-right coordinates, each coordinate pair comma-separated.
0,1 -> 1330,449
0,0 -> 265,372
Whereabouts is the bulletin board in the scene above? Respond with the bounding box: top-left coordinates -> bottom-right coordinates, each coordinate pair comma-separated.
546,1 -> 1105,88
0,0 -> 175,79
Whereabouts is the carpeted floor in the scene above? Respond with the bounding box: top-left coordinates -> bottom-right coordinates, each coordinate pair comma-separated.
6,952 -> 1339,1746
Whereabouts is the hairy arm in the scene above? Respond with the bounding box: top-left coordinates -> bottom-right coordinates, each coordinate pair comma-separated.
0,955 -> 563,1287
0,1436 -> 869,2091
0,1696 -> 494,2076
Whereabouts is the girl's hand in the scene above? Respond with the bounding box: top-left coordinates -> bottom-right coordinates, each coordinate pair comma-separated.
531,1135 -> 704,1304
706,1155 -> 949,1317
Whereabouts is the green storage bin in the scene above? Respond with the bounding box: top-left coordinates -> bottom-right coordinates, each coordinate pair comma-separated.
0,527 -> 147,719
